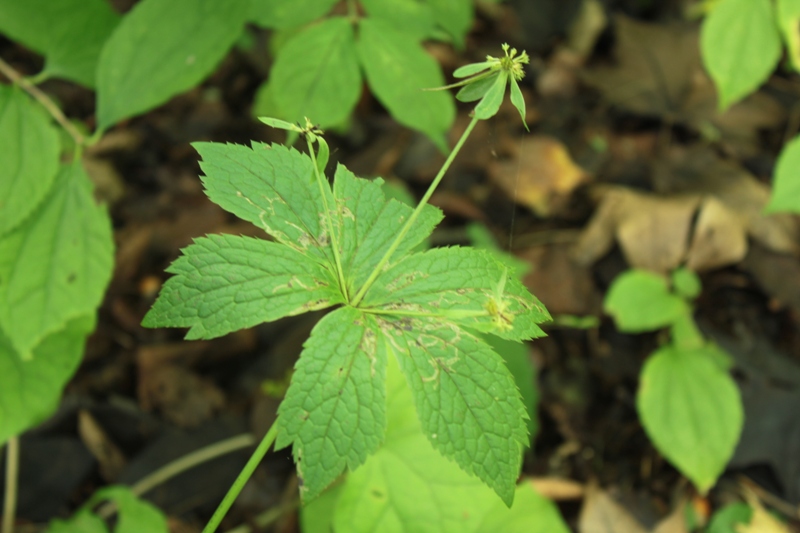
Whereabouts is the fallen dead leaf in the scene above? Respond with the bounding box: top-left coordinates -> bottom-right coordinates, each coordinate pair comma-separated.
579,484 -> 648,533
737,497 -> 791,533
686,197 -> 748,271
529,477 -> 585,500
583,16 -> 783,157
520,243 -> 601,315
488,135 -> 590,217
77,410 -> 127,482
574,186 -> 700,273
651,502 -> 689,533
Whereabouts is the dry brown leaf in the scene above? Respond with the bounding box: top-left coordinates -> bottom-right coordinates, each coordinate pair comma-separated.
651,503 -> 689,533
686,197 -> 748,271
488,135 -> 589,217
583,16 -> 783,156
529,477 -> 585,500
574,187 -> 700,273
579,484 -> 648,533
77,410 -> 127,481
520,243 -> 601,315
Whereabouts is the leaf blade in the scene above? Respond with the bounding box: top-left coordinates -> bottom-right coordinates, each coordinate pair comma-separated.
0,85 -> 60,237
356,18 -> 455,151
381,318 -> 528,505
96,0 -> 249,129
0,162 -> 114,359
141,234 -> 343,340
276,307 -> 387,500
261,17 -> 362,129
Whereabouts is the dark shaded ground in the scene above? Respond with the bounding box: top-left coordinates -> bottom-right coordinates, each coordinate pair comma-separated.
3,0 -> 800,531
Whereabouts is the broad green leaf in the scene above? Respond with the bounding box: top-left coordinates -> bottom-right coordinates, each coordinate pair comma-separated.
141,234 -> 343,340
381,319 -> 528,505
276,307 -> 387,500
456,73 -> 500,103
484,335 -> 538,445
360,0 -> 436,40
604,270 -> 689,333
86,486 -> 168,533
249,0 -> 339,29
335,355 -> 566,532
700,0 -> 781,109
0,85 -> 60,237
96,0 -> 249,129
0,0 -> 120,87
0,315 -> 95,446
778,0 -> 800,71
766,134 -> 800,213
265,17 -> 361,129
637,344 -> 743,493
363,247 -> 550,342
473,72 -> 507,120
332,165 -> 443,293
428,0 -> 474,48
193,142 -> 334,264
46,511 -> 108,533
0,162 -> 114,359
475,481 -> 570,533
671,267 -> 701,300
299,483 -> 343,533
356,18 -> 455,151
707,503 -> 753,533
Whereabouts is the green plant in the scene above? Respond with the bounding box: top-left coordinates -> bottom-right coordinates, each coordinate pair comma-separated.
45,486 -> 167,533
698,0 -> 800,213
251,0 -> 471,150
142,45 -> 561,531
604,267 -> 743,493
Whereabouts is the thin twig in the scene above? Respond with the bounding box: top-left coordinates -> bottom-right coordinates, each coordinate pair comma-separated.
2,437 -> 20,533
0,57 -> 86,146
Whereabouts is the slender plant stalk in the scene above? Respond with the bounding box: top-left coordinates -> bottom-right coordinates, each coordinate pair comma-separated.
96,433 -> 256,519
202,422 -> 279,533
225,498 -> 299,533
350,116 -> 480,306
306,136 -> 350,301
0,57 -> 86,146
2,437 -> 19,533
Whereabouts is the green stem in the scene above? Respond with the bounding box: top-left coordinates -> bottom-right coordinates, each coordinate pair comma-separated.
0,57 -> 86,147
307,136 -> 349,301
202,422 -> 279,533
350,116 -> 480,307
2,437 -> 19,533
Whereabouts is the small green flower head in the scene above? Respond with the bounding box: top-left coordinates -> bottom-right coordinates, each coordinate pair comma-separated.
429,43 -> 530,130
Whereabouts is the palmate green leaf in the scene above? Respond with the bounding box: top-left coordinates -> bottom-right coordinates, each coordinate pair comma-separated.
46,512 -> 108,533
0,162 -> 114,359
329,355 -> 567,532
379,317 -> 529,505
428,0 -> 474,49
356,18 -> 455,152
141,234 -> 343,340
473,72 -> 507,120
0,0 -> 120,87
0,315 -> 94,446
456,73 -> 498,103
362,247 -> 550,342
604,270 -> 689,333
0,85 -> 60,237
766,134 -> 800,214
96,0 -> 249,130
263,17 -> 362,129
637,344 -> 743,493
193,142 -> 335,265
248,0 -> 339,29
360,0 -> 436,41
700,0 -> 781,110
276,307 -> 387,500
333,166 -> 443,294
